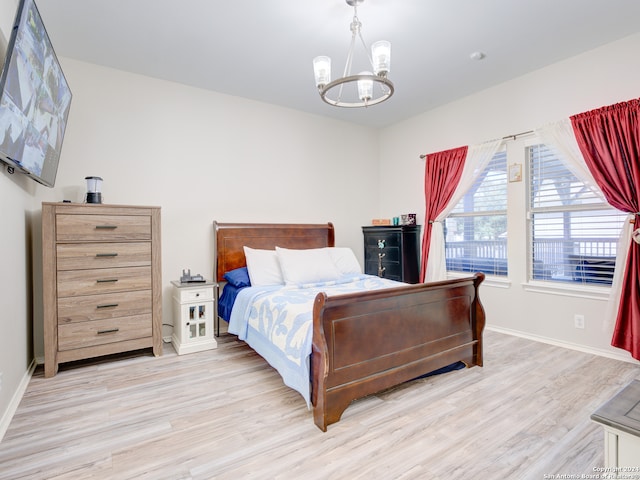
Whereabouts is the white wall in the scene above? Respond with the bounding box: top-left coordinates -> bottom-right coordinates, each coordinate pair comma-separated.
378,32 -> 640,361
0,0 -> 39,439
30,59 -> 381,359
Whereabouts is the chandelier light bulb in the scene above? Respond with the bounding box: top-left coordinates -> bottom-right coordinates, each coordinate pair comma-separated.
357,72 -> 373,101
372,40 -> 391,75
313,56 -> 331,87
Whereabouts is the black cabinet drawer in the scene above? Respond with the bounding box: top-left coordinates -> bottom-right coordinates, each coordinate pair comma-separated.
364,231 -> 400,248
365,260 -> 402,281
364,245 -> 400,263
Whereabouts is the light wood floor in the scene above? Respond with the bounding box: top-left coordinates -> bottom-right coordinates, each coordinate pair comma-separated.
1,330 -> 638,480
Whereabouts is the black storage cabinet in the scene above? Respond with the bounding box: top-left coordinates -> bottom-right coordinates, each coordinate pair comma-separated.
362,225 -> 421,284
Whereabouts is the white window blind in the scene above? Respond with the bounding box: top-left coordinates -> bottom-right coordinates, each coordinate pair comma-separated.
445,150 -> 508,276
528,144 -> 625,285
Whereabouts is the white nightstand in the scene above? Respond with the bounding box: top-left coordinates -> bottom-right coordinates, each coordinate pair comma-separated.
171,280 -> 217,355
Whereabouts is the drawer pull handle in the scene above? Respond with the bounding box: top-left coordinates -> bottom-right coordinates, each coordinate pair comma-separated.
97,328 -> 119,335
96,303 -> 119,309
96,253 -> 118,257
95,225 -> 118,230
96,278 -> 119,283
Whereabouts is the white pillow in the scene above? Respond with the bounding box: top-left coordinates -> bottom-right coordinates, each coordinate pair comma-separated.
326,247 -> 362,275
243,246 -> 284,286
275,246 -> 341,285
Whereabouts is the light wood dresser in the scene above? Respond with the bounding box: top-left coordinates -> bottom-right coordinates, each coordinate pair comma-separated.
42,202 -> 162,377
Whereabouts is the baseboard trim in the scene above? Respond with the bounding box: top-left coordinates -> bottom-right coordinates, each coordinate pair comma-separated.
487,325 -> 638,364
0,359 -> 36,443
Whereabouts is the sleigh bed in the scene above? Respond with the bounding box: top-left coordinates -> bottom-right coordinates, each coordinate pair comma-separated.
214,221 -> 485,431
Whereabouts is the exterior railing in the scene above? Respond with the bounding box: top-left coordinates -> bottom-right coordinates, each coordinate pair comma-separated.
445,238 -> 617,283
445,240 -> 507,259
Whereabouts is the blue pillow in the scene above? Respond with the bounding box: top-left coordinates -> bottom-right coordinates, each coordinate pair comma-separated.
223,267 -> 251,287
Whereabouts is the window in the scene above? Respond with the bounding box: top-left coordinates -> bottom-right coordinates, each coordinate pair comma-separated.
445,150 -> 508,276
528,144 -> 625,285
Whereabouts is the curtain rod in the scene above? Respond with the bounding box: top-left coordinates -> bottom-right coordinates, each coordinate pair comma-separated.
419,130 -> 534,159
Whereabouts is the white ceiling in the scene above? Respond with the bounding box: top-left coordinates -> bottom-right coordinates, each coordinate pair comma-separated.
36,0 -> 640,128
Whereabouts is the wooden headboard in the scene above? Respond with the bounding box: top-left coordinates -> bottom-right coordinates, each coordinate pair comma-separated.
213,222 -> 335,282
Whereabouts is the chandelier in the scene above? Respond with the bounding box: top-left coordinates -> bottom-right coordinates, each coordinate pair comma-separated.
313,0 -> 393,108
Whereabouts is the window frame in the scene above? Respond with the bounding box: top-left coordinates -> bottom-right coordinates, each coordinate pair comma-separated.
444,149 -> 508,277
526,142 -> 624,288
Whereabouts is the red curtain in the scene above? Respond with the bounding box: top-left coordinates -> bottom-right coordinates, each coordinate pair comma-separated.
420,146 -> 468,282
570,99 -> 640,359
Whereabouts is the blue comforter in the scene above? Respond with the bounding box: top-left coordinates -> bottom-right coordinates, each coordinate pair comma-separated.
228,274 -> 405,406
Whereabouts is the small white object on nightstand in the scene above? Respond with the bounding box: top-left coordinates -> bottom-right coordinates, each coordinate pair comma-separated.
171,280 -> 217,354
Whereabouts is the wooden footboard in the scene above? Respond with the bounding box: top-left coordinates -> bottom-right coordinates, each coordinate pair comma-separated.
311,273 -> 485,431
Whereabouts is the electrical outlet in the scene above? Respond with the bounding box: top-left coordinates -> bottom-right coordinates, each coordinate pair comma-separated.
574,314 -> 585,329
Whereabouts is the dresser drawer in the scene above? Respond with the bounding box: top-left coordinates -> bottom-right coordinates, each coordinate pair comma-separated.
58,290 -> 152,324
58,315 -> 152,351
56,214 -> 151,242
56,242 -> 151,271
364,260 -> 402,281
365,245 -> 400,264
57,266 -> 152,297
364,231 -> 400,248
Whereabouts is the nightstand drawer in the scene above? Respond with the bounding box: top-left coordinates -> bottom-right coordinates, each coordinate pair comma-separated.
58,290 -> 152,324
175,285 -> 214,302
56,214 -> 151,242
56,242 -> 151,270
57,266 -> 152,297
58,315 -> 152,351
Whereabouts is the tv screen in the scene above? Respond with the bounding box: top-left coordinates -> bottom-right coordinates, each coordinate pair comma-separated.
0,0 -> 72,187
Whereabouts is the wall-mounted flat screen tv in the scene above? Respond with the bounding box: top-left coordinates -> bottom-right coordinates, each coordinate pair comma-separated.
0,0 -> 72,187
